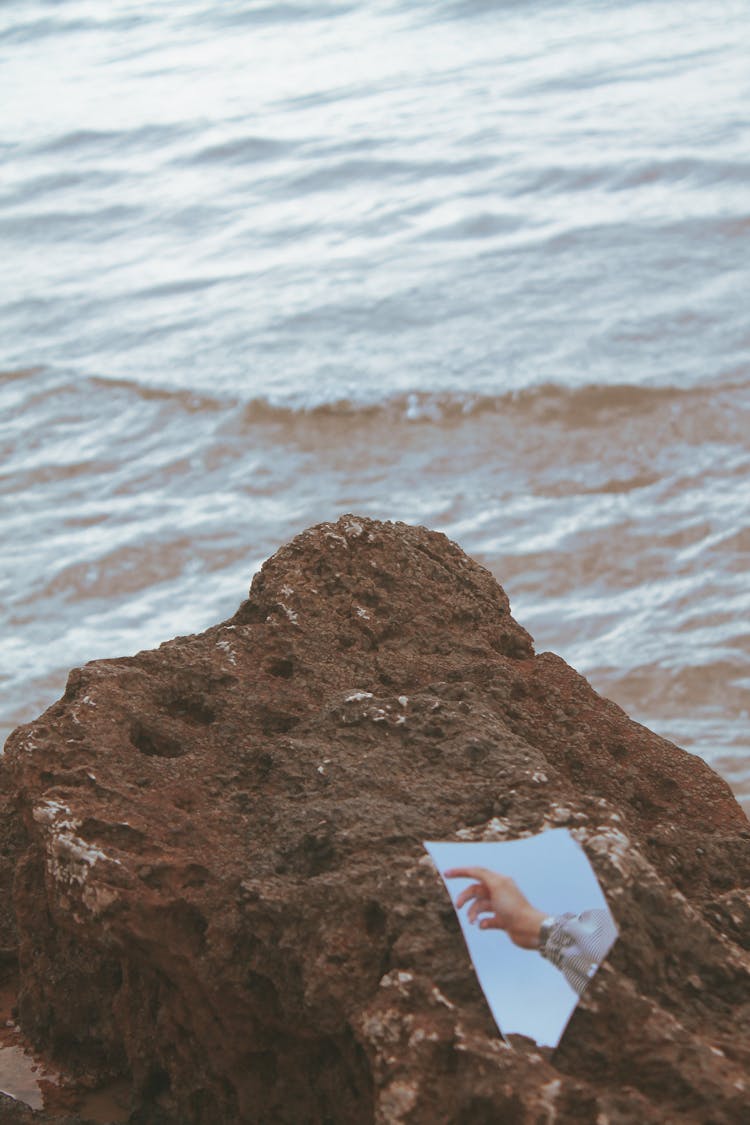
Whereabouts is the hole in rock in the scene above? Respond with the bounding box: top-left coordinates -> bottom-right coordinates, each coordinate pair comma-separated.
468,741 -> 490,764
79,818 -> 145,849
364,901 -> 386,938
265,656 -> 294,679
286,831 -> 336,877
165,693 -> 216,725
609,741 -> 629,762
130,719 -> 185,759
258,708 -> 300,735
244,972 -> 281,1018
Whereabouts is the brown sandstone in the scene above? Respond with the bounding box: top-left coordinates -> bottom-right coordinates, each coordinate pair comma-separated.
1,515 -> 748,1123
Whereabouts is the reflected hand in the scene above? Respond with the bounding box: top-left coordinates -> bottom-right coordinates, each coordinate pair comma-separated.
444,866 -> 547,950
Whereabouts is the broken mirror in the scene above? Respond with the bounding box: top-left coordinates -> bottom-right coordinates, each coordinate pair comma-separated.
424,829 -> 618,1048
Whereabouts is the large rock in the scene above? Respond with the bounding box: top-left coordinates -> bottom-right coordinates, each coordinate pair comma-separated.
1,516 -> 748,1123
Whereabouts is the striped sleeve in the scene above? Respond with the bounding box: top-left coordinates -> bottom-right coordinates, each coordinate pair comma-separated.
538,908 -> 618,997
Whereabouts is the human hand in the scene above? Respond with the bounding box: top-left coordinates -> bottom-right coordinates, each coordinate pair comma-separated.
444,866 -> 547,950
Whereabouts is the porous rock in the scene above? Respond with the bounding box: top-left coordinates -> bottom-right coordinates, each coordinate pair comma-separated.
1,515 -> 748,1124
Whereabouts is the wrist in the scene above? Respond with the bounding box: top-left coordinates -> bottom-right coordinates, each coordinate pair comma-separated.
509,906 -> 547,950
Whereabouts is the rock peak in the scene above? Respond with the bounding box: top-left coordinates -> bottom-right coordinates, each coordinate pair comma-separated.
235,513 -> 535,663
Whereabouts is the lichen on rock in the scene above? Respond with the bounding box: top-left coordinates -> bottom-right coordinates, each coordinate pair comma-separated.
1,516 -> 748,1123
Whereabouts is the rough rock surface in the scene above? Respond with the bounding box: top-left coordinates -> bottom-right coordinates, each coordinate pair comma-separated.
0,1094 -> 96,1125
1,515 -> 749,1124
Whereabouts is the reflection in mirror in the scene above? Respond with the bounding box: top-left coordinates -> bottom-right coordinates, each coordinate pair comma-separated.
425,829 -> 618,1048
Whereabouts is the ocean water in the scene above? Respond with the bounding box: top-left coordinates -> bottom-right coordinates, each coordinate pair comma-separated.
1,0 -> 749,813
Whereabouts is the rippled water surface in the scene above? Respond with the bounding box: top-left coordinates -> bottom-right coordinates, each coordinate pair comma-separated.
1,0 -> 749,812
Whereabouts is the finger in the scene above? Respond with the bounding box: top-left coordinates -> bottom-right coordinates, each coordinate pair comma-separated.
479,917 -> 504,930
445,866 -> 492,881
455,883 -> 485,910
468,898 -> 492,924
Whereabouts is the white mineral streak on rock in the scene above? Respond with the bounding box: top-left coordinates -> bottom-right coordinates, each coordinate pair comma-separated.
216,639 -> 237,664
355,606 -> 370,619
345,691 -> 374,703
455,826 -> 477,840
380,969 -> 414,990
342,518 -> 364,537
431,986 -> 455,1010
537,1079 -> 562,1121
576,826 -> 631,875
32,800 -> 119,891
13,730 -> 40,757
32,799 -> 73,827
453,1021 -> 512,1053
397,696 -> 408,708
481,817 -> 511,838
451,817 -> 512,842
380,1080 -> 418,1120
